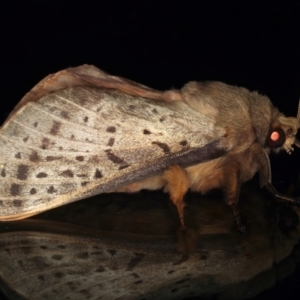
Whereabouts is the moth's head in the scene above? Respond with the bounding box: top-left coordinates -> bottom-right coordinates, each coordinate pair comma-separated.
266,101 -> 300,154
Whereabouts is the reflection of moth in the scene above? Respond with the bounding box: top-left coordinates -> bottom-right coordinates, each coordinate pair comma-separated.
0,191 -> 299,300
0,65 -> 299,230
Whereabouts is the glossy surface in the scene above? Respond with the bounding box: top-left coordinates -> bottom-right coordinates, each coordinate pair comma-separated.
0,181 -> 299,299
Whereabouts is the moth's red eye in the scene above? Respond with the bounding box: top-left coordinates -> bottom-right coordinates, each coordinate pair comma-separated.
266,128 -> 286,148
270,131 -> 280,141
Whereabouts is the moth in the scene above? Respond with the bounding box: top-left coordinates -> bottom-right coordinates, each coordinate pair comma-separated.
0,64 -> 299,233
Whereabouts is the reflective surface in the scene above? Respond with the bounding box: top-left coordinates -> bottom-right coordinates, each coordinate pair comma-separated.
0,181 -> 300,299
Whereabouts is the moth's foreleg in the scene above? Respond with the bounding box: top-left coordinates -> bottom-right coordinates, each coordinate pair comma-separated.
253,144 -> 300,206
222,162 -> 245,233
163,165 -> 190,229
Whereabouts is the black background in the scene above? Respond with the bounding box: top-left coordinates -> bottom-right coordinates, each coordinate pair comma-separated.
1,1 -> 300,299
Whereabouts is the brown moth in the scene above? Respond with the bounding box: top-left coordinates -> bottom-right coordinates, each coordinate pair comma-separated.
0,65 -> 299,232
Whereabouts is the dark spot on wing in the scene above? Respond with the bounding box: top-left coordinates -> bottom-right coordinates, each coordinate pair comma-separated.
152,141 -> 171,153
29,151 -> 40,162
52,254 -> 63,260
108,249 -> 116,256
129,105 -> 135,110
168,270 -> 175,274
200,254 -> 208,260
143,129 -> 151,134
77,252 -> 89,259
13,200 -> 22,207
4,248 -> 11,255
152,108 -> 158,114
38,275 -> 45,281
10,184 -> 21,196
41,138 -> 50,150
50,121 -> 62,135
36,172 -> 48,178
70,134 -> 75,140
126,253 -> 145,271
60,111 -> 69,119
119,165 -> 130,170
40,246 -> 47,249
94,169 -> 103,179
60,170 -> 74,177
1,168 -> 6,177
54,272 -> 64,279
33,122 -> 38,128
96,266 -> 105,272
46,156 -> 62,161
106,126 -> 116,133
160,116 -> 166,122
83,116 -> 88,123
23,136 -> 29,142
107,137 -> 115,147
76,156 -> 85,162
15,152 -> 21,159
105,150 -> 126,164
77,174 -> 88,178
17,164 -> 29,180
0,200 -> 3,206
81,181 -> 88,186
30,188 -> 37,195
180,140 -> 188,146
47,186 -> 57,194
57,245 -> 66,249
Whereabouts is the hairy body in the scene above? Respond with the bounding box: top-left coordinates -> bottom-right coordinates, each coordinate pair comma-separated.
117,81 -> 299,229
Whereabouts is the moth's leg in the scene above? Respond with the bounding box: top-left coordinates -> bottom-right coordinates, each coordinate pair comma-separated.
163,166 -> 198,254
227,143 -> 272,232
222,162 -> 245,233
252,144 -> 300,206
163,165 -> 190,229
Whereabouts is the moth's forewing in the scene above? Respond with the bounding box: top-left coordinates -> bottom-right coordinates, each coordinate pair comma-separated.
0,66 -> 226,220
